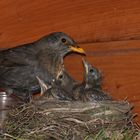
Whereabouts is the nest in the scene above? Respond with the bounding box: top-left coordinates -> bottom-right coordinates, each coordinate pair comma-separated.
1,99 -> 140,140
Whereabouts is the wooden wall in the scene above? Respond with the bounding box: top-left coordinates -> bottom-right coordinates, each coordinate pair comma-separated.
0,0 -> 140,122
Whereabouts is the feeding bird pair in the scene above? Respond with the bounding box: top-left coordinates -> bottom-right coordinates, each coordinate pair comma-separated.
0,32 -> 111,102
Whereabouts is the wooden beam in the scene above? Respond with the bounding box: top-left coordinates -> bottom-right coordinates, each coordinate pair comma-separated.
0,0 -> 140,48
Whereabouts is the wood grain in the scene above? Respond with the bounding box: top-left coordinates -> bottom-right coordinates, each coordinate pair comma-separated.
0,0 -> 140,48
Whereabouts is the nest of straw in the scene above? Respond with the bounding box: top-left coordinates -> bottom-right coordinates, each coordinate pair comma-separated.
1,99 -> 140,140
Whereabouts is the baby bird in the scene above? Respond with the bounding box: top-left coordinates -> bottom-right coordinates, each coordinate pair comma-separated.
55,67 -> 77,94
72,58 -> 112,102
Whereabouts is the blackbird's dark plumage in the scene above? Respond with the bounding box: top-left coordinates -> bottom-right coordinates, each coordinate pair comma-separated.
72,59 -> 112,101
0,32 -> 85,101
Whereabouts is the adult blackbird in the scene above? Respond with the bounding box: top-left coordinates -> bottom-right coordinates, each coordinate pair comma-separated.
72,59 -> 112,101
0,32 -> 85,101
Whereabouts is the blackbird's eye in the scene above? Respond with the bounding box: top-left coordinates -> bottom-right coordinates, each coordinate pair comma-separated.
61,38 -> 67,44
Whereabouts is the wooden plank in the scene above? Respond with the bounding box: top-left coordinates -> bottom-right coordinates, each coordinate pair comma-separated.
0,0 -> 140,48
64,39 -> 140,123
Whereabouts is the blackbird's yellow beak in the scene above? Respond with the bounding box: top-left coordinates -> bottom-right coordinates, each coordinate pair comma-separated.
69,45 -> 86,54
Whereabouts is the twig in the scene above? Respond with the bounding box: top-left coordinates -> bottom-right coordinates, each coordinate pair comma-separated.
3,133 -> 25,140
93,110 -> 113,116
10,105 -> 33,116
64,118 -> 86,125
26,125 -> 56,135
40,105 -> 99,113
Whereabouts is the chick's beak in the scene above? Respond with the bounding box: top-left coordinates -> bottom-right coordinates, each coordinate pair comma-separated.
36,76 -> 50,95
82,58 -> 89,74
69,45 -> 86,54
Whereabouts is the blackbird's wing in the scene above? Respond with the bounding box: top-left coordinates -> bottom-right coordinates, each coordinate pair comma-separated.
85,88 -> 112,101
0,43 -> 37,67
0,65 -> 52,94
0,45 -> 52,95
0,45 -> 38,88
0,65 -> 37,89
